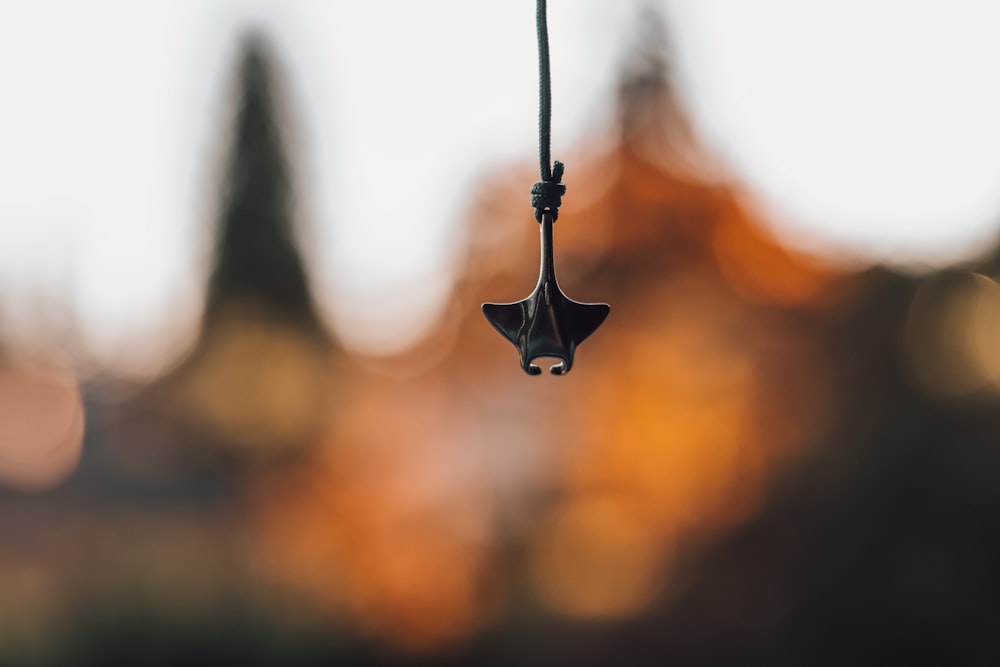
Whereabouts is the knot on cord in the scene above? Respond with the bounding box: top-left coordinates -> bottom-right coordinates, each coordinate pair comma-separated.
531,161 -> 566,222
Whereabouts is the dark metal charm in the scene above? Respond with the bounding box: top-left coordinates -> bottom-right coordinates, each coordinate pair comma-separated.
483,212 -> 609,375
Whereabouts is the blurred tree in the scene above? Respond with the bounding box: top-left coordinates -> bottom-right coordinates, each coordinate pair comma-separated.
204,34 -> 324,335
253,3 -> 843,651
135,33 -> 339,465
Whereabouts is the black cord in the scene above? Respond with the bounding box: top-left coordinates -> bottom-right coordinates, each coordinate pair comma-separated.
536,0 -> 553,181
531,0 -> 566,223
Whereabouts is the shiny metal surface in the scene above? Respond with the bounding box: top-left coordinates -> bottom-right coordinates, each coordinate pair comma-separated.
483,212 -> 609,375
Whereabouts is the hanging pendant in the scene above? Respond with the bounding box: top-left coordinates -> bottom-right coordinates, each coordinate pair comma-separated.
483,0 -> 608,374
483,212 -> 609,375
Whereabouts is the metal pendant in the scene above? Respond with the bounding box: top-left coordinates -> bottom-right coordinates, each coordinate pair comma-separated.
482,212 -> 609,375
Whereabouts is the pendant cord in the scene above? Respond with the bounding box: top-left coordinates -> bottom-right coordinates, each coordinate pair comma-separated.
536,0 -> 553,181
481,0 -> 609,375
531,0 -> 566,223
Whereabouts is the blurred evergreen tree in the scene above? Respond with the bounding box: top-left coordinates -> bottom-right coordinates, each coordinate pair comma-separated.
135,32 -> 337,463
204,33 -> 325,336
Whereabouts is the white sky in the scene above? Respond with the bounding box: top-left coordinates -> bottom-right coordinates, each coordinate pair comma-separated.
3,0 -> 1000,372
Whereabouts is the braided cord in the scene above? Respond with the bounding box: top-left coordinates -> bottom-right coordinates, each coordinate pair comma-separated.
532,0 -> 565,222
536,0 -> 552,181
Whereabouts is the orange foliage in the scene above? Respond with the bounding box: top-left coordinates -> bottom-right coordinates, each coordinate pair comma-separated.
253,376 -> 500,651
250,84 -> 844,652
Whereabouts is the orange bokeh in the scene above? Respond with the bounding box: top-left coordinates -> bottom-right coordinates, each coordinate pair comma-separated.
0,360 -> 85,491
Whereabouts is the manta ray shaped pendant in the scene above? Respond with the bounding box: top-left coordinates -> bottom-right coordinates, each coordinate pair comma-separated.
483,212 -> 609,375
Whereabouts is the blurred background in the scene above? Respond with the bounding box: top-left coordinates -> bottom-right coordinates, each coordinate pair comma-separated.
3,0 -> 1000,664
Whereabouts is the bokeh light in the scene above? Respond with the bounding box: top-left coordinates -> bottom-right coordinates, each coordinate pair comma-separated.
0,360 -> 84,491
